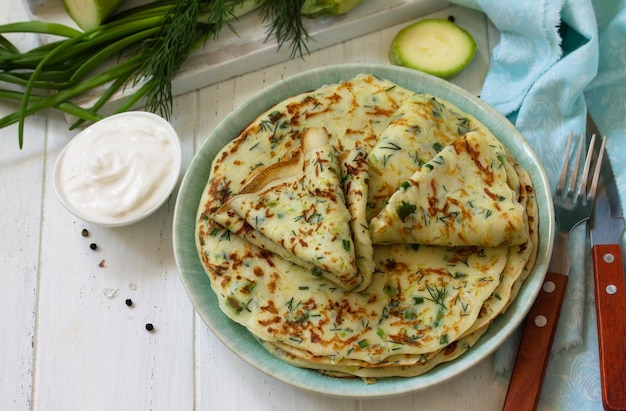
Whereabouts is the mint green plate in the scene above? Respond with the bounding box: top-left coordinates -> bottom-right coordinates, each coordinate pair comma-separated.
173,64 -> 554,398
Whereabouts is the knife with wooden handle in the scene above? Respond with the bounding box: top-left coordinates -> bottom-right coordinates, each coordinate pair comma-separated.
588,114 -> 626,411
501,262 -> 568,411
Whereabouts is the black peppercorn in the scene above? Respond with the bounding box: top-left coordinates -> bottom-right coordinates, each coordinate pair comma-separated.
89,243 -> 97,250
125,299 -> 133,307
145,323 -> 154,331
81,228 -> 89,237
448,15 -> 455,22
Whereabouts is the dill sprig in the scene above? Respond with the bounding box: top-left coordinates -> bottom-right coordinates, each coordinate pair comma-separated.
134,0 -> 201,118
0,0 -> 312,147
260,0 -> 310,58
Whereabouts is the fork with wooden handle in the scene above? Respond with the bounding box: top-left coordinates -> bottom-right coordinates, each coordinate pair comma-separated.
502,132 -> 606,411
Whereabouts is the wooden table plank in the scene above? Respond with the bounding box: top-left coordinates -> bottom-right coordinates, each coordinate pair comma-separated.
0,3 -> 46,410
0,118 -> 45,411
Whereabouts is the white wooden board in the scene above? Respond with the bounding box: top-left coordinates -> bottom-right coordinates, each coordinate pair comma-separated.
25,0 -> 452,114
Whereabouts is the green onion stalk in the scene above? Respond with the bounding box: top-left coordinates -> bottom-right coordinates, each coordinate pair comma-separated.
0,0 -> 310,148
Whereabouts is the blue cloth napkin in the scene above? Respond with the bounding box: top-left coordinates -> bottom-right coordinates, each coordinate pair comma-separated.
448,0 -> 626,409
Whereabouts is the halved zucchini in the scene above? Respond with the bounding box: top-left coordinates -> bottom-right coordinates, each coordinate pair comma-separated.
63,0 -> 126,31
388,18 -> 476,79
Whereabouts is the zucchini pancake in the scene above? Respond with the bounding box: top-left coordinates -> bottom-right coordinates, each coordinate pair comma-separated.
195,74 -> 538,383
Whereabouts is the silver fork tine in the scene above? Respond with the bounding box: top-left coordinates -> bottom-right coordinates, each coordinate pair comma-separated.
555,131 -> 573,197
587,134 -> 606,203
567,132 -> 585,198
578,134 -> 597,203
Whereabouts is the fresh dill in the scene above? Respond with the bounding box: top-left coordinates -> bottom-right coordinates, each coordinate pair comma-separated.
0,0 -> 313,147
259,0 -> 309,58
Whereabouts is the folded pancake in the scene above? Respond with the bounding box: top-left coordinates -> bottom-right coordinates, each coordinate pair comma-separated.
369,130 -> 529,247
219,127 -> 367,291
462,164 -> 538,337
211,152 -> 325,278
212,144 -> 375,292
367,93 -> 480,220
338,147 -> 375,291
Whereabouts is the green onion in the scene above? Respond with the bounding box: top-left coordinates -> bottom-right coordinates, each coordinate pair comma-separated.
0,0 -> 311,148
342,239 -> 351,251
357,339 -> 370,348
396,201 -> 417,221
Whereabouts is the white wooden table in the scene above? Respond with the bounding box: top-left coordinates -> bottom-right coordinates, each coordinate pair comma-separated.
0,2 -> 544,410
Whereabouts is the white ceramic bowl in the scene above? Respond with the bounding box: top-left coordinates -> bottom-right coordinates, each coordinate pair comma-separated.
53,111 -> 182,227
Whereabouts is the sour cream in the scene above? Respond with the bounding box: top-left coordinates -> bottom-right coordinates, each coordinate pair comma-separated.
53,112 -> 182,227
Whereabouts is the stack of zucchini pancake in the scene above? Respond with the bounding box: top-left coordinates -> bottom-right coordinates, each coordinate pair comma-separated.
195,74 -> 538,382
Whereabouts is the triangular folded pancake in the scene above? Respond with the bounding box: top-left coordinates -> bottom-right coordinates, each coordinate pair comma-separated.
369,130 -> 529,247
367,93 -> 479,220
338,147 -> 375,291
219,127 -> 367,291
